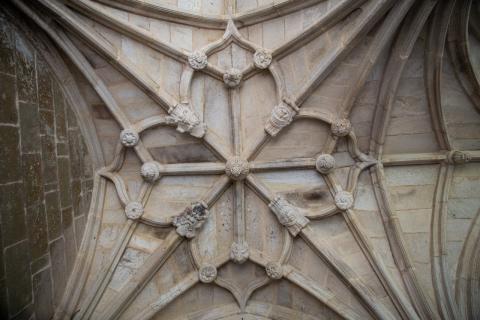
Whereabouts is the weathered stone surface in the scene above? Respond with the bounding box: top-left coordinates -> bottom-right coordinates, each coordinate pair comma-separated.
0,13 -> 93,320
0,73 -> 17,124
37,59 -> 53,110
57,157 -> 72,208
19,102 -> 41,153
5,240 -> 32,316
26,204 -> 48,260
0,182 -> 26,246
0,18 -> 15,75
0,126 -> 21,184
15,35 -> 36,103
41,134 -> 58,185
53,85 -> 67,141
50,237 -> 67,306
32,268 -> 54,320
45,191 -> 62,241
21,153 -> 44,207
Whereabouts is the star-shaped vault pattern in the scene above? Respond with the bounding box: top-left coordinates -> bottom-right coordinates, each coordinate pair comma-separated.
83,18 -> 387,320
11,0 -> 480,319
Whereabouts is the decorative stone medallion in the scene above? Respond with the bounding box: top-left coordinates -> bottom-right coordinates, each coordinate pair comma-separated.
172,202 -> 209,238
315,154 -> 335,174
223,68 -> 242,88
230,241 -> 249,264
188,51 -> 208,70
125,201 -> 144,220
253,49 -> 272,69
140,161 -> 161,182
120,129 -> 139,147
225,157 -> 249,180
199,264 -> 217,283
334,191 -> 354,210
265,262 -> 283,280
331,118 -> 352,137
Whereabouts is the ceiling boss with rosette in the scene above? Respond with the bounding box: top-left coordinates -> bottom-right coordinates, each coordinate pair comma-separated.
7,0 -> 480,319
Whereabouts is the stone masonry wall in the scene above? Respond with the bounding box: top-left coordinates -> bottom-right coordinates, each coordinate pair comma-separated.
0,12 -> 93,320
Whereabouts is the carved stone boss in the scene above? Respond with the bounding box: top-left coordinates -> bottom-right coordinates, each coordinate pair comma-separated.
173,202 -> 209,238
268,196 -> 309,236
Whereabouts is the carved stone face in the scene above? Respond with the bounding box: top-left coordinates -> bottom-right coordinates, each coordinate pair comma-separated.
223,68 -> 242,88
230,241 -> 249,264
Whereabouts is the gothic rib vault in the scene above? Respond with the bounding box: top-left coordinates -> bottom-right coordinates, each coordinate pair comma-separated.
6,0 -> 480,319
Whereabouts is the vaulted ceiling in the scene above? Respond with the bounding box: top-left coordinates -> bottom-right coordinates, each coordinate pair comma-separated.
5,0 -> 480,319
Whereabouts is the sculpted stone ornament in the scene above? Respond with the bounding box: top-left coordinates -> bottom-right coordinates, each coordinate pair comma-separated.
140,161 -> 162,182
188,51 -> 208,70
198,264 -> 217,283
331,118 -> 352,137
265,262 -> 283,280
334,191 -> 354,210
120,128 -> 139,147
166,103 -> 206,138
225,157 -> 249,180
230,241 -> 249,264
268,196 -> 309,236
253,49 -> 272,69
447,151 -> 472,164
125,201 -> 144,220
265,100 -> 298,137
223,68 -> 242,88
315,154 -> 335,174
173,202 -> 209,238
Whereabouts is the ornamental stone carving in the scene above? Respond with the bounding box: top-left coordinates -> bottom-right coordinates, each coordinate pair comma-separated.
140,161 -> 161,182
447,151 -> 472,164
166,103 -> 205,137
120,128 -> 139,147
172,202 -> 209,238
268,196 -> 309,236
331,118 -> 352,137
188,51 -> 208,70
315,154 -> 335,174
125,201 -> 144,220
198,264 -> 217,283
223,68 -> 242,88
334,191 -> 354,210
265,101 -> 297,137
230,241 -> 249,264
225,157 -> 249,180
265,262 -> 283,280
253,49 -> 272,69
